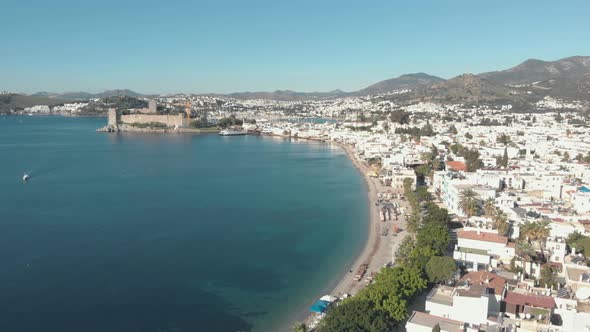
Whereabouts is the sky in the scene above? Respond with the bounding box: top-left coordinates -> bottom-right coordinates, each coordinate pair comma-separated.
2,0 -> 590,94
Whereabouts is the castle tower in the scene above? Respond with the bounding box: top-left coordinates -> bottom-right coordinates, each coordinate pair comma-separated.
107,108 -> 119,127
148,100 -> 157,113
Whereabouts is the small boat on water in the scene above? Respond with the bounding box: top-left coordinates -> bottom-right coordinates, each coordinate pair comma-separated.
219,129 -> 247,136
22,173 -> 30,182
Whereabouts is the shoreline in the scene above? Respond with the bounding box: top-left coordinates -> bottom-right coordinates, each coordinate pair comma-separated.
278,138 -> 411,332
276,140 -> 376,332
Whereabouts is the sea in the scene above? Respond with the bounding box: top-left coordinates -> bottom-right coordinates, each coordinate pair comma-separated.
0,116 -> 368,332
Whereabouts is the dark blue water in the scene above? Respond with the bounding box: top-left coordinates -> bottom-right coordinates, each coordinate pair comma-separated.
0,116 -> 367,332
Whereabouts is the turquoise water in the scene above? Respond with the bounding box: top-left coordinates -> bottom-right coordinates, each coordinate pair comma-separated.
0,116 -> 367,332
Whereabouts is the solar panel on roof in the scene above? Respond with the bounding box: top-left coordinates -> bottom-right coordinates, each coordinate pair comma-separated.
557,287 -> 569,298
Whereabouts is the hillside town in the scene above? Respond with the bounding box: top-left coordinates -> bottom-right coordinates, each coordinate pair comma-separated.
260,101 -> 590,331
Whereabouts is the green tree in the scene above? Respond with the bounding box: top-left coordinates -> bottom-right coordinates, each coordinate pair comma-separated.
539,265 -> 557,289
562,151 -> 570,162
516,242 -> 537,275
408,246 -> 437,270
520,220 -> 550,259
425,256 -> 457,283
567,232 -> 590,256
501,147 -> 509,168
423,203 -> 451,226
493,210 -> 510,236
317,299 -> 393,332
483,198 -> 496,217
361,264 -> 427,321
395,236 -> 415,263
432,323 -> 441,332
390,110 -> 410,125
459,189 -> 479,217
449,124 -> 458,135
416,223 -> 449,255
496,133 -> 511,145
465,132 -> 473,139
463,148 -> 483,172
450,143 -> 463,155
293,323 -> 307,332
416,187 -> 431,202
415,164 -> 431,178
403,178 -> 414,194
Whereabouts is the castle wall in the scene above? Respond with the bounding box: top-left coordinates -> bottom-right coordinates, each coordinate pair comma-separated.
120,113 -> 186,127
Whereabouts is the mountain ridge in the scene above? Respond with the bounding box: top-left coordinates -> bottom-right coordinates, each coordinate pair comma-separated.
16,55 -> 590,102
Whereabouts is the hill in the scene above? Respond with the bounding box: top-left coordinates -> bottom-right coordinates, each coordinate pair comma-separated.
479,56 -> 590,86
526,74 -> 590,100
0,94 -> 65,113
388,74 -> 530,106
94,89 -> 143,98
356,73 -> 444,95
227,89 -> 348,101
31,89 -> 145,101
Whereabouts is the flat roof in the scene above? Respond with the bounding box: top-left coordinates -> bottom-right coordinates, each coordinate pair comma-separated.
427,285 -> 454,306
407,311 -> 464,332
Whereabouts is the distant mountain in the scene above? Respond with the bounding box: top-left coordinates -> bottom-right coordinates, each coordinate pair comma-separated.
227,89 -> 348,101
94,89 -> 143,98
14,55 -> 590,103
55,91 -> 97,100
479,56 -> 590,86
400,74 -> 527,105
526,74 -> 590,101
31,89 -> 145,100
0,94 -> 66,113
356,73 -> 444,95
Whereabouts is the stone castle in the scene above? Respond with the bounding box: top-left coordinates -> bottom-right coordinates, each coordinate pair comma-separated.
107,109 -> 187,129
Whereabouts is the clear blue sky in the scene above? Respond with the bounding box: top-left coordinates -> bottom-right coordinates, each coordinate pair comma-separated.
2,0 -> 589,94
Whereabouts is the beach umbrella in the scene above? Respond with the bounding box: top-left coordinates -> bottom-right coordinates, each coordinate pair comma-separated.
309,304 -> 326,313
320,295 -> 337,302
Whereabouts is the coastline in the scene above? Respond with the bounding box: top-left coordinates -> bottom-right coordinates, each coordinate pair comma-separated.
278,138 -> 411,332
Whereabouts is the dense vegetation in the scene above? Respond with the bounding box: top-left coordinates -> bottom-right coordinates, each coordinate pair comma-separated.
217,115 -> 244,128
79,96 -> 147,116
128,121 -> 167,129
316,179 -> 454,331
449,143 -> 483,171
394,121 -> 434,138
566,232 -> 590,265
190,119 -> 216,129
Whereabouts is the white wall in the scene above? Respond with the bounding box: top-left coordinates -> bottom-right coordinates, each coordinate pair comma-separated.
451,295 -> 489,325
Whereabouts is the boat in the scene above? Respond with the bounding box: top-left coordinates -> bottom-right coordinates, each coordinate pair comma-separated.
22,173 -> 30,182
219,129 -> 247,136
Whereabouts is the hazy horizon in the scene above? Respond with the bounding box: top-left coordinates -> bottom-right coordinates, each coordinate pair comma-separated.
2,0 -> 590,94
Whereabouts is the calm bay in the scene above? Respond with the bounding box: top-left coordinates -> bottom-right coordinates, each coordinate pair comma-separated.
0,116 -> 367,332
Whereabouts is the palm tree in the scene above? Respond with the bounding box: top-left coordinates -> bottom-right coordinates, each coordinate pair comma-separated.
459,189 -> 479,217
516,242 -> 536,276
483,198 -> 496,217
519,220 -> 551,261
493,210 -> 510,236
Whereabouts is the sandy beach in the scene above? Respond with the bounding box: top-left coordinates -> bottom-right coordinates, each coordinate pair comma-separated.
282,140 -> 412,331
327,142 -> 411,296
